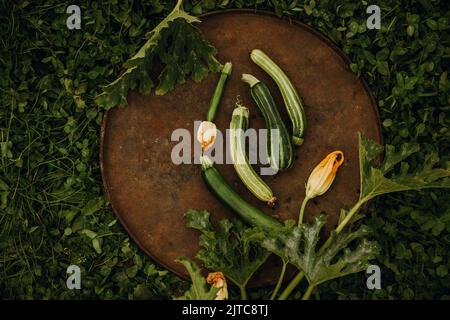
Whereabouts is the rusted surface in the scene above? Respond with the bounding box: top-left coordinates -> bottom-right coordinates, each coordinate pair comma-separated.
100,10 -> 382,287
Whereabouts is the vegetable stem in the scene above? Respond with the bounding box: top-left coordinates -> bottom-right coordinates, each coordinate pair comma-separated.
207,62 -> 232,121
301,284 -> 314,300
241,73 -> 260,87
298,196 -> 310,226
270,260 -> 288,300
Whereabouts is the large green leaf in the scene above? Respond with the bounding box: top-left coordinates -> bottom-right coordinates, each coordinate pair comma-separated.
359,133 -> 450,201
175,257 -> 218,300
186,209 -> 270,288
247,215 -> 380,286
96,0 -> 220,109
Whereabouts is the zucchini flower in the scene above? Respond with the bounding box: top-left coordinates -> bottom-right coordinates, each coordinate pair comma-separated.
206,272 -> 228,300
299,151 -> 344,225
197,121 -> 217,151
305,151 -> 344,199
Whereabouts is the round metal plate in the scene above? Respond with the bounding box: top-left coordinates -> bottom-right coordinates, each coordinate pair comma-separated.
100,10 -> 382,287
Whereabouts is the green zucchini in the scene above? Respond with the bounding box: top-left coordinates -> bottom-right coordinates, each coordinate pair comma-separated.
241,73 -> 294,172
230,104 -> 277,207
206,62 -> 232,122
200,156 -> 281,231
250,49 -> 306,146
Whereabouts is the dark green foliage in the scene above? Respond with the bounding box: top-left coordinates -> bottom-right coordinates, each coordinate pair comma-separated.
358,134 -> 450,201
246,215 -> 380,287
185,209 -> 269,288
1,0 -> 449,299
96,0 -> 221,108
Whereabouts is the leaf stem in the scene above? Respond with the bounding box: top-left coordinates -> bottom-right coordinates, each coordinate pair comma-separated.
173,0 -> 184,12
298,196 -> 310,226
239,285 -> 248,300
270,260 -> 288,300
278,271 -> 304,300
335,197 -> 369,234
301,284 -> 314,300
279,196 -> 370,300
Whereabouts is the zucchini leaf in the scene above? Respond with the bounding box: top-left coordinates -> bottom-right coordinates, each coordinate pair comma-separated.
186,209 -> 270,289
175,257 -> 218,300
359,133 -> 450,201
96,0 -> 221,109
246,215 -> 380,287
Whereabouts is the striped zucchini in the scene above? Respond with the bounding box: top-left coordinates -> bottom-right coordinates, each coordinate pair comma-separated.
250,49 -> 307,146
200,156 -> 281,231
230,104 -> 277,207
241,74 -> 294,172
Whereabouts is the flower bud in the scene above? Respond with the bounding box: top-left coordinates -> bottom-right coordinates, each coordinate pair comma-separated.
206,272 -> 228,300
305,151 -> 344,199
197,121 -> 217,151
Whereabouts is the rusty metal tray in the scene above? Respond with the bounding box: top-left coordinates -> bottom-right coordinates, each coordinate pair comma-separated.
100,10 -> 382,287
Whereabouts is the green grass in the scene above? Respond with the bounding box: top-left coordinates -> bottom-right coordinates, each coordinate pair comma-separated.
0,0 -> 449,299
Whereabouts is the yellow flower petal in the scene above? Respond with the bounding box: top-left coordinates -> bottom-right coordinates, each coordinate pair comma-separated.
206,272 -> 228,300
305,151 -> 344,199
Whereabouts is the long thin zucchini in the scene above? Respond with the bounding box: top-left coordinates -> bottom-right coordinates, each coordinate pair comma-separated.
250,49 -> 306,146
200,156 -> 281,231
206,62 -> 233,122
230,104 -> 277,207
241,74 -> 294,172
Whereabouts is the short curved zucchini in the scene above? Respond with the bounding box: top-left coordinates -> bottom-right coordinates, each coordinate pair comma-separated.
242,74 -> 294,172
250,49 -> 306,146
230,104 -> 277,207
200,156 -> 281,231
